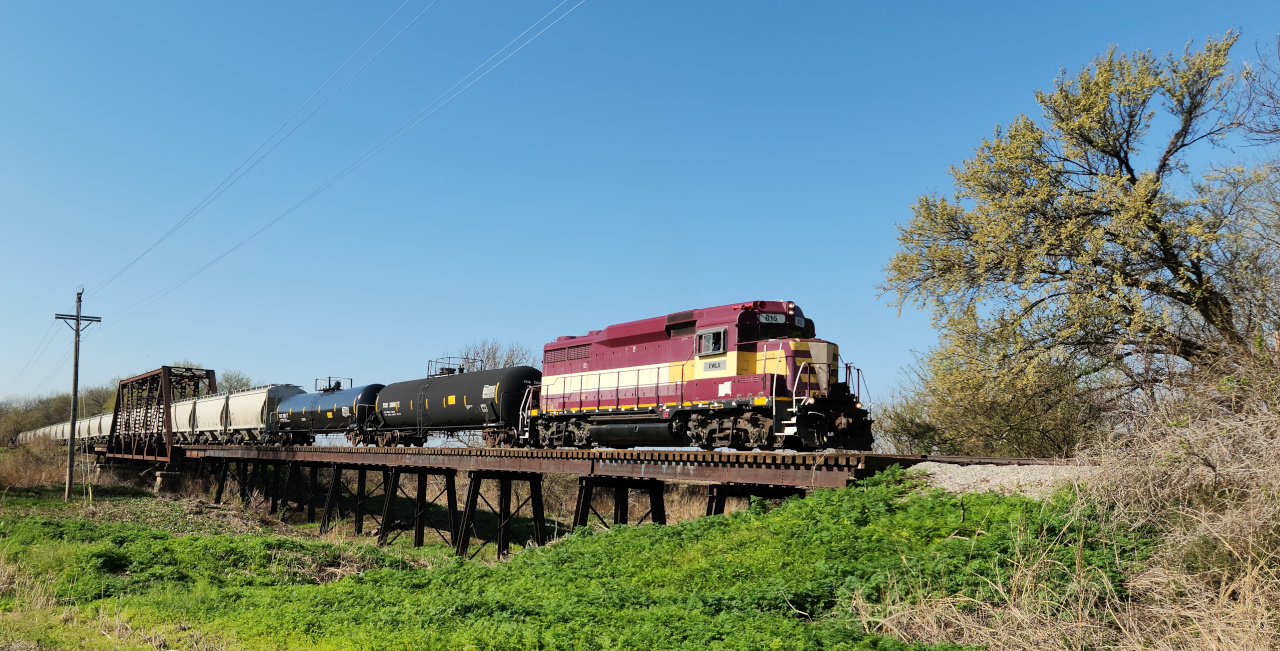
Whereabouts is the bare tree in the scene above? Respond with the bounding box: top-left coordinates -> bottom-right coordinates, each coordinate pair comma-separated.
1245,32 -> 1280,145
456,339 -> 539,371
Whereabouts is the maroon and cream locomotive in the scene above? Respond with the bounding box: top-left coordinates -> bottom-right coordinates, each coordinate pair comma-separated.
526,300 -> 872,451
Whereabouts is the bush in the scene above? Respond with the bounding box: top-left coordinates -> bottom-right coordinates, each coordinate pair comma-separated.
0,468 -> 1152,650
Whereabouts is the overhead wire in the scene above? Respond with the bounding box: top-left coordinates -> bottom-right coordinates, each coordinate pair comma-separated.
102,0 -> 588,328
22,0 -> 588,396
11,1 -> 458,398
16,0 -> 438,399
89,0 -> 434,298
32,349 -> 74,393
30,323 -> 99,393
4,321 -> 59,394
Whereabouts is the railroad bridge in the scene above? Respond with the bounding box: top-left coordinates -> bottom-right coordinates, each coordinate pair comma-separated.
94,442 -> 1049,559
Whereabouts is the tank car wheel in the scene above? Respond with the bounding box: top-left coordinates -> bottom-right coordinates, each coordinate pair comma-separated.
482,427 -> 516,448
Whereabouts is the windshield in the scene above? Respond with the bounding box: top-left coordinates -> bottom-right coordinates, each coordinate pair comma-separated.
756,323 -> 808,340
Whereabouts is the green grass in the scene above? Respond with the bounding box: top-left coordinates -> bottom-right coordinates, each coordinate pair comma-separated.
0,469 -> 1156,650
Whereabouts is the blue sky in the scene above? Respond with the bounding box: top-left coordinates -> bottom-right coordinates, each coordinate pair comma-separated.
3,1 -> 1279,404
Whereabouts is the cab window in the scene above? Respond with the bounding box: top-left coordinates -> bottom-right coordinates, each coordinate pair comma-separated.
696,329 -> 726,355
756,324 -> 806,340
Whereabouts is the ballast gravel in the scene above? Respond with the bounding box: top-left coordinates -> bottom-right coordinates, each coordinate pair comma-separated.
910,461 -> 1096,499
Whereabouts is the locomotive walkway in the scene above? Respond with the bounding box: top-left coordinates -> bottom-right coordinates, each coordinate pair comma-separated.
96,444 -> 1061,559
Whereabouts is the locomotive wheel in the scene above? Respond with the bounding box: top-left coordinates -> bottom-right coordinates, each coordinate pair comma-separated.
741,413 -> 774,450
567,419 -> 591,448
686,414 -> 712,449
536,420 -> 565,448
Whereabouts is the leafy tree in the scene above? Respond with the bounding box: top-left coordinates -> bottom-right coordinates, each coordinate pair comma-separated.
168,360 -> 252,393
0,392 -> 73,445
885,33 -> 1280,392
877,339 -> 1108,457
880,34 -> 1280,455
218,369 -> 254,393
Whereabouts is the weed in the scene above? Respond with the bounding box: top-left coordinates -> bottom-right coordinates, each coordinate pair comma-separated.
0,467 -> 1147,650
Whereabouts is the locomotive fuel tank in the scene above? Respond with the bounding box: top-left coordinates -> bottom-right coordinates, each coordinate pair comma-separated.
376,367 -> 540,432
276,384 -> 383,434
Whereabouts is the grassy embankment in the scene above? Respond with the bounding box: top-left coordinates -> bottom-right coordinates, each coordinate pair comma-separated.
0,443 -> 1144,651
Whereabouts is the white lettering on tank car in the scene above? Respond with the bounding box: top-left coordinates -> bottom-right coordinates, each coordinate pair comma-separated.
482,384 -> 496,399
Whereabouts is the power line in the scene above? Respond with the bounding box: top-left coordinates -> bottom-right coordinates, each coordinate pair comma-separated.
11,2 -> 438,398
4,321 -> 58,394
89,0 -> 435,298
102,0 -> 589,328
32,342 -> 76,393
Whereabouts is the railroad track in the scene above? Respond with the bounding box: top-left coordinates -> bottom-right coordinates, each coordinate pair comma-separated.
153,445 -> 1074,489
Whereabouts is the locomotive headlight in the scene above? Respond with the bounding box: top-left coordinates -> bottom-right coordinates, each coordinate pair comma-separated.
855,402 -> 863,409
786,301 -> 795,315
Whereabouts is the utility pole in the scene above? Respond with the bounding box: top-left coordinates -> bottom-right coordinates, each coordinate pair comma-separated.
56,289 -> 101,502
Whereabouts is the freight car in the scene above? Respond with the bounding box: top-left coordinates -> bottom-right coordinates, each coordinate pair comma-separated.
276,379 -> 383,445
351,365 -> 540,447
16,414 -> 112,446
173,384 -> 308,445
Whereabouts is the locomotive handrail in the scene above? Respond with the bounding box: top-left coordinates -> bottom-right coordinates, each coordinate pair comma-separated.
792,361 -> 811,408
518,385 -> 537,439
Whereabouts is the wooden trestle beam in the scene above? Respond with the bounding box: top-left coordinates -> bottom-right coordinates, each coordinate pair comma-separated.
454,470 -> 545,559
122,445 -> 939,558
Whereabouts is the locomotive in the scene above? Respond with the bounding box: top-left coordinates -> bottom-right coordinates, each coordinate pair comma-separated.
529,300 -> 872,450
17,301 -> 874,451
